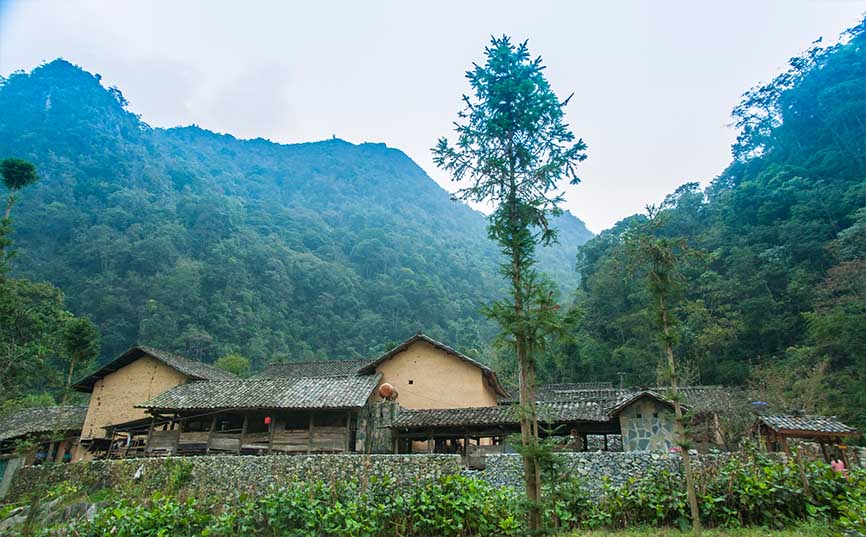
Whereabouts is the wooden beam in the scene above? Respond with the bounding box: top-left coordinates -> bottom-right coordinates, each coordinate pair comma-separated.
145,417 -> 155,453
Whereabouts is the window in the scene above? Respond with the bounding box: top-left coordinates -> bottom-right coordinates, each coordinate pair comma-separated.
408,379 -> 414,385
653,412 -> 659,419
636,413 -> 642,419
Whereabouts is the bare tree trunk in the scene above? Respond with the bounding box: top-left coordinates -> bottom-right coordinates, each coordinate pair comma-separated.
508,187 -> 542,532
61,355 -> 77,405
4,194 -> 13,221
661,299 -> 702,536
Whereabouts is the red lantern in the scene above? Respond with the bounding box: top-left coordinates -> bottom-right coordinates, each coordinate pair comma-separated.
264,416 -> 272,425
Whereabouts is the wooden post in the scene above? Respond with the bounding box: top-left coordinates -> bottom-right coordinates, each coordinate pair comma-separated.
345,412 -> 352,453
603,434 -> 608,452
427,431 -> 434,453
820,441 -> 830,463
267,414 -> 276,454
839,440 -> 851,469
206,414 -> 218,454
307,413 -> 314,454
240,414 -> 248,454
145,417 -> 155,454
780,435 -> 792,457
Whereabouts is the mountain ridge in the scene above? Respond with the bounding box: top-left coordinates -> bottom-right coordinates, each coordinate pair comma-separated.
0,59 -> 593,368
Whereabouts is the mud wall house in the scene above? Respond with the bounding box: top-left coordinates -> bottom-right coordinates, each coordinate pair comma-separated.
72,346 -> 237,456
0,406 -> 86,498
125,334 -> 508,456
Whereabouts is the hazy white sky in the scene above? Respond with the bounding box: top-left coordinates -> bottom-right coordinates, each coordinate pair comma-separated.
1,0 -> 863,232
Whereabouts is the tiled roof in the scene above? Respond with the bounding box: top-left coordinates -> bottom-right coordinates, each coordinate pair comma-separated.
74,345 -> 236,391
138,374 -> 382,411
0,406 -> 87,443
391,401 -> 608,430
256,359 -> 369,379
758,414 -> 859,436
607,390 -> 681,418
514,384 -> 736,413
358,334 -> 509,397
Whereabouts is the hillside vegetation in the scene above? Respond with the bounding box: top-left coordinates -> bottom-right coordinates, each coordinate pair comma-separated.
548,20 -> 865,430
0,60 -> 591,370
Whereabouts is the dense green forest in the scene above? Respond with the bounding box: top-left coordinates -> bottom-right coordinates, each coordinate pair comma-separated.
541,20 -> 866,431
0,58 -> 591,380
1,17 -> 863,434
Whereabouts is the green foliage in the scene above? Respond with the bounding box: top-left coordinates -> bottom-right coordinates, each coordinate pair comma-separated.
0,58 -> 592,377
0,158 -> 100,405
214,353 -> 251,378
433,35 -> 588,530
561,19 -> 866,433
548,455 -> 866,532
62,475 -> 523,537
1,158 -> 38,193
23,460 -> 866,536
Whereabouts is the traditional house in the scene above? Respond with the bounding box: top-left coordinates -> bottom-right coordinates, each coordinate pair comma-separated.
92,334 -> 507,457
389,385 -> 737,456
0,406 -> 86,497
73,334 -> 768,461
72,345 -> 237,455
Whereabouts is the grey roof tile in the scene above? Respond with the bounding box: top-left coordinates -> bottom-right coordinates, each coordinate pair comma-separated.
255,359 -> 369,379
0,406 -> 87,443
758,414 -> 858,435
391,401 -> 608,429
138,374 -> 382,411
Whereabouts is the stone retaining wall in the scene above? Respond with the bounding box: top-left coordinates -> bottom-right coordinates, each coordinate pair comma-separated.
4,454 -> 462,502
471,452 -> 685,497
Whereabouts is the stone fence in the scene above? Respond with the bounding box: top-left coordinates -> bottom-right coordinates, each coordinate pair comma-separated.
4,449 -> 844,504
4,454 -> 462,502
470,452 -> 683,497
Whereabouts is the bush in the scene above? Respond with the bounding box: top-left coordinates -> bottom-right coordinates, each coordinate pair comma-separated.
61,475 -> 522,537
555,453 -> 866,532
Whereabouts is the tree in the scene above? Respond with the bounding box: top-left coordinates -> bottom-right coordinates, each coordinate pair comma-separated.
624,204 -> 703,535
214,353 -> 251,378
1,158 -> 38,220
433,35 -> 586,532
60,317 -> 100,403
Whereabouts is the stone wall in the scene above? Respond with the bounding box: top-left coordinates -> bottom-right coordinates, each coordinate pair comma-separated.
5,454 -> 462,502
618,399 -> 676,452
474,452 -> 705,497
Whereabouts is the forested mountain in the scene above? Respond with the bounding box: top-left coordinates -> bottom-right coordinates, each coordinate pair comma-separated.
0,59 -> 592,369
550,20 -> 866,430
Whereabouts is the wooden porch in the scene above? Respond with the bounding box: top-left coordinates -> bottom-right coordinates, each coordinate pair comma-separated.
104,409 -> 358,458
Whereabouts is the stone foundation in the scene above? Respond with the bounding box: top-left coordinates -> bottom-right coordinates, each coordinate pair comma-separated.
4,454 -> 462,502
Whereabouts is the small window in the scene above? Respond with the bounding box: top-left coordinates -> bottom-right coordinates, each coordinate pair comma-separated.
636,413 -> 642,419
408,379 -> 414,385
653,412 -> 659,419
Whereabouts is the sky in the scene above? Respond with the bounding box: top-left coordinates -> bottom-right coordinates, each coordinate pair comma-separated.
0,1 -> 863,232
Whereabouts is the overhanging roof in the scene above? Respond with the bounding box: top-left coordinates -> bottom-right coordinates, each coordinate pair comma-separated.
358,334 -> 509,398
391,401 -> 610,430
0,406 -> 87,443
757,414 -> 859,437
137,373 -> 383,412
73,345 -> 237,392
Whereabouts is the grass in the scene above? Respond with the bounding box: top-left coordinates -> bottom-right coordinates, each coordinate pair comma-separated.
572,523 -> 838,536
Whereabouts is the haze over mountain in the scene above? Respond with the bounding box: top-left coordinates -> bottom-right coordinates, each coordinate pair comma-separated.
0,59 -> 593,368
